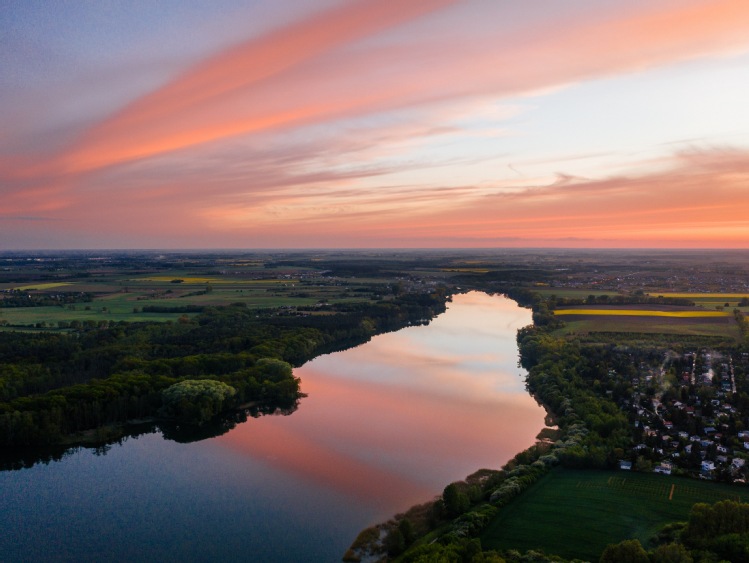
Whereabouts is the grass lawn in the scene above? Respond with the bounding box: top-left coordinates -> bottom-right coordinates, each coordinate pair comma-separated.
481,468 -> 744,561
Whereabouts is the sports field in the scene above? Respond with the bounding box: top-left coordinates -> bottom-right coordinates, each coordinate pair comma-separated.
481,468 -> 743,561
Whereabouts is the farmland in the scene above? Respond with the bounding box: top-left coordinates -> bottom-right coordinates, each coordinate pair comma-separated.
481,468 -> 744,561
551,304 -> 742,341
553,308 -> 730,318
648,292 -> 749,312
0,256 -> 400,329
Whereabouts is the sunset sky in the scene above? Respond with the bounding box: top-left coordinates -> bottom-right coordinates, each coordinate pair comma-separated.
2,0 -> 749,249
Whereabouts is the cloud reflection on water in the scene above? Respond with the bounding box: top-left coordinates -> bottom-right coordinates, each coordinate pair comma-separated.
217,292 -> 545,512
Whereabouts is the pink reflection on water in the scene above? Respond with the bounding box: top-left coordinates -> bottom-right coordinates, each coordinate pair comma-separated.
217,293 -> 546,513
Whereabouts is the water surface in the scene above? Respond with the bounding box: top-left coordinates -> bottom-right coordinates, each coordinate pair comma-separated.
0,292 -> 545,562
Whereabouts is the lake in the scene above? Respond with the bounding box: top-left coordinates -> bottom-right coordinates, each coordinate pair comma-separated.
0,292 -> 546,562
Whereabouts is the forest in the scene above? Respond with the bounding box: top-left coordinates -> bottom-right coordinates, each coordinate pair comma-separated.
0,292 -> 447,447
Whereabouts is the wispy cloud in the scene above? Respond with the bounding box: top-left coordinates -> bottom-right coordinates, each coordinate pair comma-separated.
2,1 -> 749,248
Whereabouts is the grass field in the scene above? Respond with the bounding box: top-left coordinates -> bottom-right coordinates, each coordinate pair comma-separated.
649,293 -> 749,299
554,309 -> 730,318
0,271 -> 383,327
481,468 -> 744,561
554,317 -> 739,339
552,305 -> 738,340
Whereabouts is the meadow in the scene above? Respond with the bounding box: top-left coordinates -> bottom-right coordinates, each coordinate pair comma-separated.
481,468 -> 744,561
551,304 -> 740,340
553,308 -> 730,318
0,266 -> 389,329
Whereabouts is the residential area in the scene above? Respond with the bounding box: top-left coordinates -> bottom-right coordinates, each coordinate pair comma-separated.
617,349 -> 749,482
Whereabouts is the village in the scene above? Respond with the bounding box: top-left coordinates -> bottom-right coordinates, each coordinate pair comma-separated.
617,348 -> 749,482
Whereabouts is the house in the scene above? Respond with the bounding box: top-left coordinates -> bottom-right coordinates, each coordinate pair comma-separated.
654,462 -> 673,475
619,461 -> 632,471
701,461 -> 715,472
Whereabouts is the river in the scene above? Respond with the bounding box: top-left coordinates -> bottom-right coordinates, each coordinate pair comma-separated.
0,292 -> 546,562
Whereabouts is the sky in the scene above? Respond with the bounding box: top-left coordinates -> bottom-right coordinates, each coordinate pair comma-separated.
2,0 -> 749,250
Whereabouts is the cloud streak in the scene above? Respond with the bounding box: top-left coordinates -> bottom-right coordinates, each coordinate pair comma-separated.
3,1 -> 749,248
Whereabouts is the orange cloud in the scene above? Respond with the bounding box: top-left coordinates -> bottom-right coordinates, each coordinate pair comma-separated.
58,0 -> 457,174
32,0 -> 749,178
4,1 -> 749,248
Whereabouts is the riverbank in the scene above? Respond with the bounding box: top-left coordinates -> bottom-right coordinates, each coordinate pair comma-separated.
343,284 -> 749,561
1,290 -> 547,563
0,291 -> 449,448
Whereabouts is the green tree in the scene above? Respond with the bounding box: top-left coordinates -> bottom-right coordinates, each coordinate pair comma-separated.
650,543 -> 693,563
160,379 -> 236,426
256,358 -> 293,382
443,482 -> 470,517
599,539 -> 649,563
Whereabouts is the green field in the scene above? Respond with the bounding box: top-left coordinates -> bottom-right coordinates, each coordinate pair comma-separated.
0,270 -> 389,328
554,317 -> 739,340
647,292 -> 749,313
481,468 -> 744,561
554,308 -> 729,318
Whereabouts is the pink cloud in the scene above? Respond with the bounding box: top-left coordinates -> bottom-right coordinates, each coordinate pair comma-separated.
23,0 -> 749,178
3,1 -> 749,248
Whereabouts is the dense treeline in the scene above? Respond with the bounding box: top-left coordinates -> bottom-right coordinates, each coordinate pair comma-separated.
140,305 -> 206,313
0,290 -> 93,308
496,286 -> 696,308
0,292 -> 447,446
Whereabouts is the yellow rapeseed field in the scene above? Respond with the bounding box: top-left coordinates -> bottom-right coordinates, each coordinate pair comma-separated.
13,282 -> 72,290
553,309 -> 730,318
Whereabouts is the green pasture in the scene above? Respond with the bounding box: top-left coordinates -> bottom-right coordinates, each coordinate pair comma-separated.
0,304 -> 179,325
481,468 -> 743,561
0,283 -> 376,329
554,315 -> 739,340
